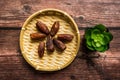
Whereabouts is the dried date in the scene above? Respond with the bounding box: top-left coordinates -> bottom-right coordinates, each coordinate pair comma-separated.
30,33 -> 46,40
50,21 -> 59,36
53,38 -> 66,51
36,21 -> 49,35
38,42 -> 45,58
57,34 -> 74,42
46,35 -> 54,52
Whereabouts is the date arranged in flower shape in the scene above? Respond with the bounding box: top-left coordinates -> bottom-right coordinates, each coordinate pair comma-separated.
30,21 -> 74,58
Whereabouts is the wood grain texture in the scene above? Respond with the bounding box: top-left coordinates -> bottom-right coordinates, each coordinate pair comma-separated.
0,0 -> 120,80
0,0 -> 120,27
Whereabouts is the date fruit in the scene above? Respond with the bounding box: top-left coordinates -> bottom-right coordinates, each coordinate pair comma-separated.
57,34 -> 74,42
36,21 -> 49,34
50,21 -> 59,36
46,35 -> 54,52
53,38 -> 66,51
38,42 -> 45,58
30,33 -> 46,40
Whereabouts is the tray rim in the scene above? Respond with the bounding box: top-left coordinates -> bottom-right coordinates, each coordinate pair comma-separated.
20,8 -> 80,71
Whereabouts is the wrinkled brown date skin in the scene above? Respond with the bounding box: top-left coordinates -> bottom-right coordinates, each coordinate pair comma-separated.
36,21 -> 49,35
38,42 -> 45,58
53,38 -> 66,51
50,21 -> 59,36
57,34 -> 74,42
46,35 -> 54,52
30,33 -> 46,40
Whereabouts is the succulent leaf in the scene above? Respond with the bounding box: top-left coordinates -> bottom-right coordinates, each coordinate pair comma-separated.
95,42 -> 101,47
85,29 -> 92,39
103,32 -> 113,41
95,45 -> 108,52
94,24 -> 106,32
92,41 -> 97,47
87,45 -> 95,51
86,38 -> 92,46
91,29 -> 101,39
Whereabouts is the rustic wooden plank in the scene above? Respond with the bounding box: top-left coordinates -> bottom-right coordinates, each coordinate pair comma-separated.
0,55 -> 99,80
0,55 -> 120,80
0,0 -> 120,27
0,29 -> 20,56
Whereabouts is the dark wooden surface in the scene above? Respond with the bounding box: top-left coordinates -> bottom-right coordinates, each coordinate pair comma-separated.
0,0 -> 120,80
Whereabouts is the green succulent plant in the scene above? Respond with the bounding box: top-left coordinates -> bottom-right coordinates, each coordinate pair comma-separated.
85,24 -> 113,52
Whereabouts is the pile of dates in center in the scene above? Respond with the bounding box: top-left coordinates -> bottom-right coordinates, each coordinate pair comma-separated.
30,21 -> 74,58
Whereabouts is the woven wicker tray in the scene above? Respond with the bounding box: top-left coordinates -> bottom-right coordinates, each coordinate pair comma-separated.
20,9 -> 80,71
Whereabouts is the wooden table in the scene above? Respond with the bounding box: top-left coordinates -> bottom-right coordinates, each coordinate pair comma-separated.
0,0 -> 120,80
